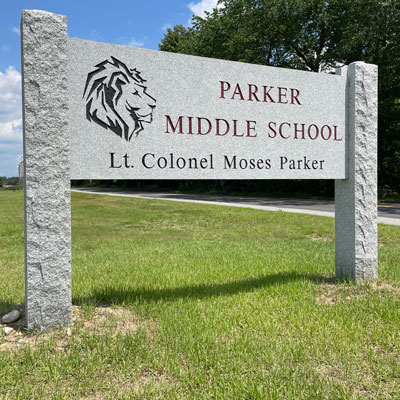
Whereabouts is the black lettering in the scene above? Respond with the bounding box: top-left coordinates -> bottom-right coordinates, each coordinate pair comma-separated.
158,157 -> 167,169
176,157 -> 186,169
224,155 -> 237,169
110,152 -> 121,168
123,153 -> 130,168
239,158 -> 248,169
142,153 -> 154,169
188,158 -> 198,169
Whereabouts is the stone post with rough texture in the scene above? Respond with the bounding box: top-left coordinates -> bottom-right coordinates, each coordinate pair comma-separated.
21,10 -> 71,330
335,62 -> 378,282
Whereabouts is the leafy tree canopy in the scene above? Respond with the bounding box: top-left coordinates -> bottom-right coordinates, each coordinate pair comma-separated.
160,0 -> 400,190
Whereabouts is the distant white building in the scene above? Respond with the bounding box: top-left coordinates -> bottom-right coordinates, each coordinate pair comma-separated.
18,156 -> 24,190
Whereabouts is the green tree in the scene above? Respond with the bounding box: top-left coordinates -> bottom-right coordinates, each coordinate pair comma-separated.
160,0 -> 400,191
159,25 -> 194,54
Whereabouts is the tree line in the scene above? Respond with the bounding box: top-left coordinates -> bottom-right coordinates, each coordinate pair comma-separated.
156,0 -> 399,196
73,0 -> 399,198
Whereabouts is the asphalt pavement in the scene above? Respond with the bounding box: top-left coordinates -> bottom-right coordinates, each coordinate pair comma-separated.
72,188 -> 400,226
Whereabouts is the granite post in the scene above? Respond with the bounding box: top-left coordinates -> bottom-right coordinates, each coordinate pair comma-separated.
335,62 -> 378,282
21,10 -> 71,329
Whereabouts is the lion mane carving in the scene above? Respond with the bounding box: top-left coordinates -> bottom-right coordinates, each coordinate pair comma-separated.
83,57 -> 156,142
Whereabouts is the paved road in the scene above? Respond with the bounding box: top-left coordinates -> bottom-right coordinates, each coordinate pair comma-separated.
72,188 -> 400,226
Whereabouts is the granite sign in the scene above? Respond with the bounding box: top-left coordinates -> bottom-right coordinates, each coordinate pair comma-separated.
69,40 -> 346,180
21,10 -> 378,330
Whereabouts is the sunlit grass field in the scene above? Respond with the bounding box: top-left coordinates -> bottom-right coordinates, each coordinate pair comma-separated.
1,190 -> 400,399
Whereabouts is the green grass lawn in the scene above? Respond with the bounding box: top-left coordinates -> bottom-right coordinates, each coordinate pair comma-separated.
1,190 -> 400,399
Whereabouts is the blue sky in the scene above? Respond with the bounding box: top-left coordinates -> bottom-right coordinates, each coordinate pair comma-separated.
0,0 -> 220,177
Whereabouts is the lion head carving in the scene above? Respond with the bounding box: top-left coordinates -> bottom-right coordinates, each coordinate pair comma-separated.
83,57 -> 156,142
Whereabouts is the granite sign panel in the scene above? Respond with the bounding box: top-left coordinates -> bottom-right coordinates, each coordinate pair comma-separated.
68,39 -> 347,180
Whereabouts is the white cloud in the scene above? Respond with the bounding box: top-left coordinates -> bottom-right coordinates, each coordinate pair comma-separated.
0,66 -> 22,176
188,0 -> 222,18
0,66 -> 22,124
11,26 -> 20,36
127,38 -> 145,47
117,36 -> 147,48
162,23 -> 172,31
89,28 -> 102,42
0,119 -> 22,142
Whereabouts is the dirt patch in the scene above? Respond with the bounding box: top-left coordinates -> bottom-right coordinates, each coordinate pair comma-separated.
313,361 -> 343,385
78,305 -> 155,339
82,370 -> 172,399
0,305 -> 155,352
316,280 -> 400,305
132,370 -> 171,394
307,233 -> 332,242
313,346 -> 400,400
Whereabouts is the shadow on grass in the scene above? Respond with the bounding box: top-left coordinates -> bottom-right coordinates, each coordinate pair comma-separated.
74,272 -> 337,306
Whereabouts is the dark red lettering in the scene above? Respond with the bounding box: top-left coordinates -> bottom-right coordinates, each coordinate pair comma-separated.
188,116 -> 194,134
165,115 -> 183,134
216,119 -> 230,136
278,87 -> 288,104
290,88 -> 301,105
268,121 -> 277,138
279,122 -> 291,139
233,120 -> 244,137
308,124 -> 319,140
220,81 -> 230,99
294,123 -> 305,139
333,126 -> 342,141
197,118 -> 212,135
231,84 -> 244,100
248,84 -> 260,102
263,86 -> 275,103
246,120 -> 257,137
321,125 -> 332,140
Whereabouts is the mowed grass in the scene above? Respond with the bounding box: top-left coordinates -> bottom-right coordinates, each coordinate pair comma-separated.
1,190 -> 400,399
